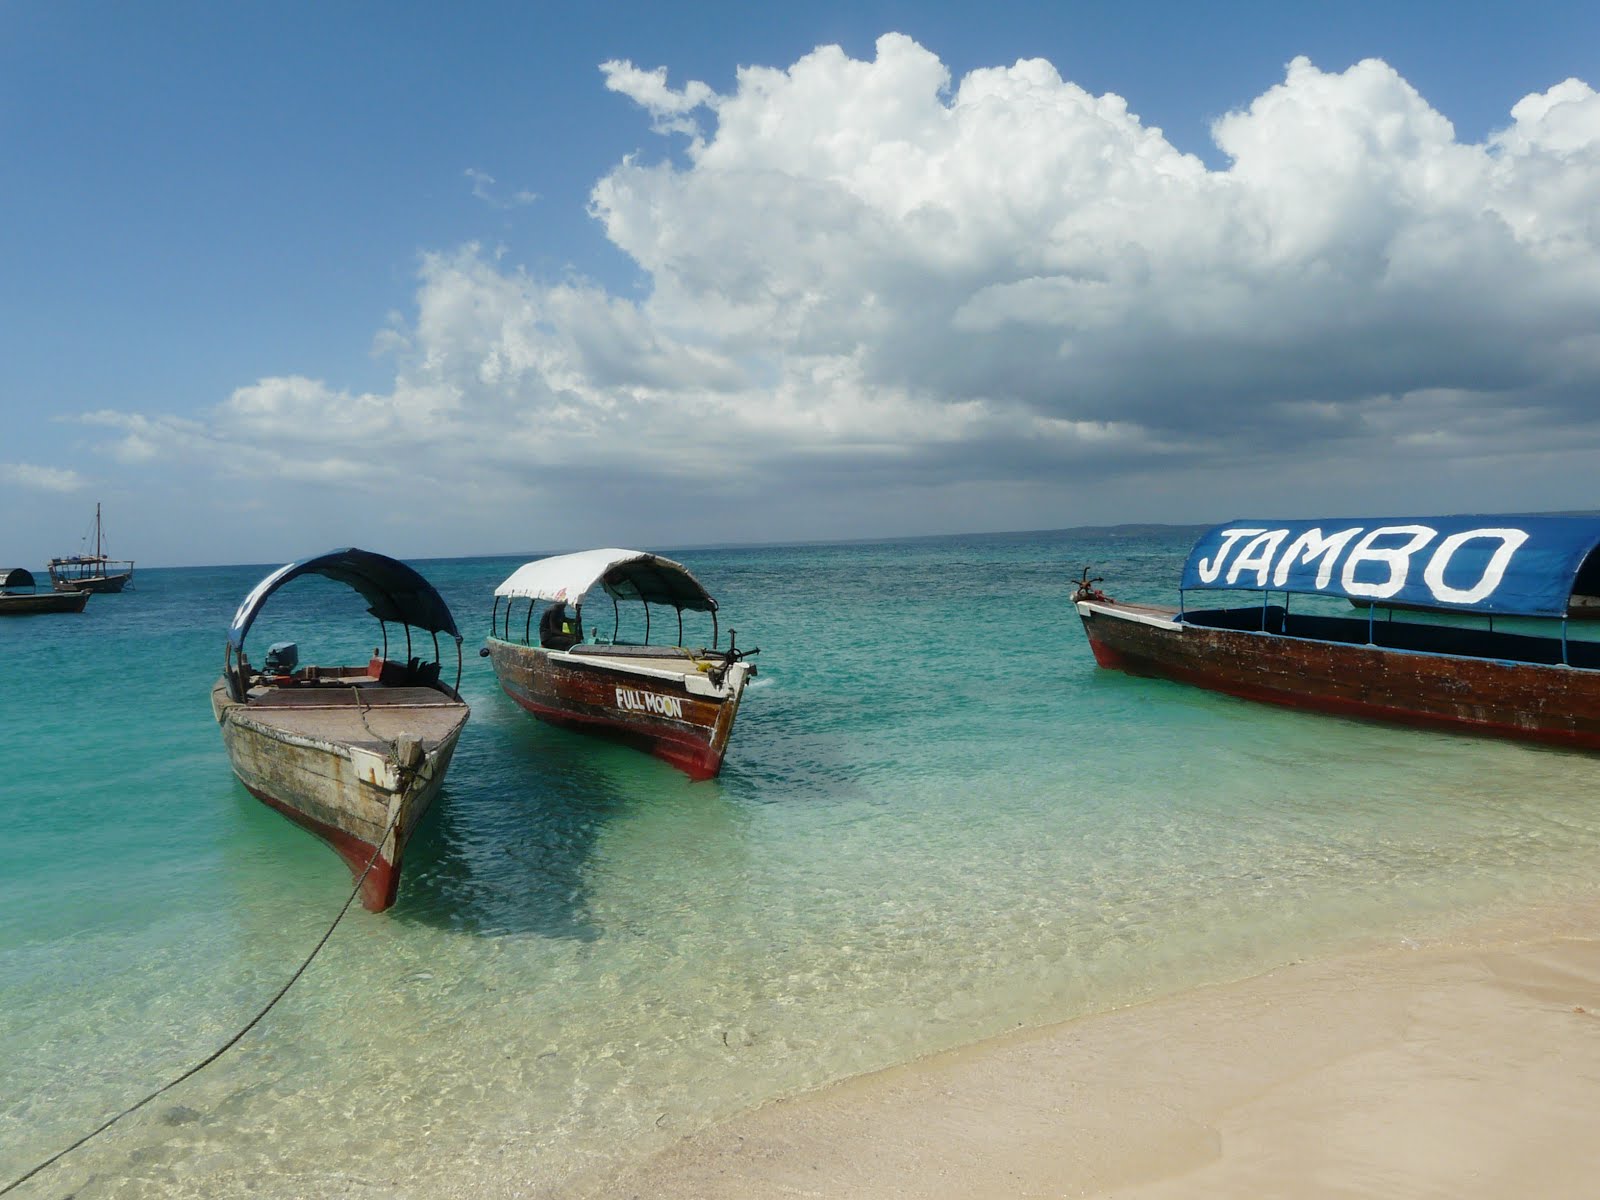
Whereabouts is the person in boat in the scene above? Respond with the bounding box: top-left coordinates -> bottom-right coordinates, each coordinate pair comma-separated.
539,601 -> 581,650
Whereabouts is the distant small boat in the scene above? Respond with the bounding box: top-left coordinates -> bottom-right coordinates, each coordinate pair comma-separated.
48,502 -> 133,593
483,549 -> 758,778
212,548 -> 470,911
1075,515 -> 1600,751
0,567 -> 89,615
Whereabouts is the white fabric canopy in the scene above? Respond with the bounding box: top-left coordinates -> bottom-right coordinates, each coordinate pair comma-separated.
493,548 -> 717,610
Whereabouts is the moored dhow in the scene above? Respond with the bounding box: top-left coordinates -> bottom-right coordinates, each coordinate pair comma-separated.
213,548 -> 470,911
1074,515 -> 1600,751
483,549 -> 757,778
48,502 -> 133,593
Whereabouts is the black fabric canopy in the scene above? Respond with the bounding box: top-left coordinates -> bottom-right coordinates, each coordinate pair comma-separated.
227,548 -> 460,650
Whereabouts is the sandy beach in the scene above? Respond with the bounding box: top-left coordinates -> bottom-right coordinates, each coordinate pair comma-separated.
576,904 -> 1600,1199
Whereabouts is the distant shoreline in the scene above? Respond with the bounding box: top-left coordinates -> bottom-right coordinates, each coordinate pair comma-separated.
88,511 -> 1600,572
76,523 -> 1214,572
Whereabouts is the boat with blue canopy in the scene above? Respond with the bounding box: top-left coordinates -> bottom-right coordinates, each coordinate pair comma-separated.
1073,514 -> 1600,750
211,548 -> 470,911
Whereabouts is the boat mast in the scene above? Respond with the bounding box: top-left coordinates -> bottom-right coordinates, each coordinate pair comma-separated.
95,502 -> 103,560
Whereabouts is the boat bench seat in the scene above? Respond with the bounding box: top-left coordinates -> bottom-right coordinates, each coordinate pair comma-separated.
249,685 -> 456,708
569,643 -> 695,660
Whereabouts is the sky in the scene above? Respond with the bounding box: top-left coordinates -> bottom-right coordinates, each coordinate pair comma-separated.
3,2 -> 1599,568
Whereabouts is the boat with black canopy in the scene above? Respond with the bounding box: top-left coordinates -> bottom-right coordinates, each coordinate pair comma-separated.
212,548 -> 470,911
1073,515 -> 1600,751
482,548 -> 757,778
0,567 -> 90,615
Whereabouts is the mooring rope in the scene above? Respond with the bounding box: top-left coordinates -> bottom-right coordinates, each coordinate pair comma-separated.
0,803 -> 405,1196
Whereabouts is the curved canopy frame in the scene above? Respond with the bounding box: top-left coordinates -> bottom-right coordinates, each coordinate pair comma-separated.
1179,515 -> 1600,619
494,548 -> 718,612
228,547 -> 462,651
0,567 -> 36,590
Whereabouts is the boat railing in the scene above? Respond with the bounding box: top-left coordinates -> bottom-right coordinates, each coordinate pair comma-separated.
226,626 -> 461,701
1178,598 -> 1599,670
490,592 -> 720,653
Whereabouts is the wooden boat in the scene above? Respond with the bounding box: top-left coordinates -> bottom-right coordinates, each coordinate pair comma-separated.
0,567 -> 90,615
48,502 -> 134,593
212,548 -> 470,911
483,549 -> 758,779
1074,516 -> 1600,751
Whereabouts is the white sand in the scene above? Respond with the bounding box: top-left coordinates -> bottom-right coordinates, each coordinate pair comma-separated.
575,907 -> 1600,1198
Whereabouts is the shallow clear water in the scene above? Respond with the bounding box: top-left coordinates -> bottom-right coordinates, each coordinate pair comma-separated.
4,530 -> 1600,1196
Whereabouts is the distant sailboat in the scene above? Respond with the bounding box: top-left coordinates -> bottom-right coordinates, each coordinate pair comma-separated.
48,502 -> 134,593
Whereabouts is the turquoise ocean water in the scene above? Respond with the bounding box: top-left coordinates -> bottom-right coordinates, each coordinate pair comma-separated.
5,529 -> 1600,1197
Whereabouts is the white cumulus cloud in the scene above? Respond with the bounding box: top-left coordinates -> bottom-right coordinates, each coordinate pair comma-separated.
0,463 -> 85,492
70,36 -> 1600,545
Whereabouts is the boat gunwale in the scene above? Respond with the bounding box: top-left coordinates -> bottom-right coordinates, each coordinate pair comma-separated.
1078,597 -> 1598,672
484,633 -> 732,691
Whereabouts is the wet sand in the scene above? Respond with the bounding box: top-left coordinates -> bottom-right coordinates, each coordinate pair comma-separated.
575,907 -> 1600,1199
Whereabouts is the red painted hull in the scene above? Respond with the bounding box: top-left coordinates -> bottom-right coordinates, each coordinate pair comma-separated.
485,638 -> 749,780
213,677 -> 468,912
1077,600 -> 1600,751
244,782 -> 403,911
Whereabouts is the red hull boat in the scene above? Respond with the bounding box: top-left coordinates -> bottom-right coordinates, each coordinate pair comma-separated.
485,548 -> 756,778
213,549 -> 469,911
1075,515 -> 1600,751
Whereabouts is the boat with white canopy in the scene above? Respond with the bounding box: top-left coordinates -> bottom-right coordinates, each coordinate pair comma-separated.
212,548 -> 470,911
482,548 -> 757,778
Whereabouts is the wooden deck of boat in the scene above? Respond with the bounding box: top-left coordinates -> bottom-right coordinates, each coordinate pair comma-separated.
248,684 -> 457,707
232,684 -> 468,751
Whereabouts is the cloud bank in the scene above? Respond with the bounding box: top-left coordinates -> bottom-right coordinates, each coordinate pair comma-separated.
82,35 -> 1600,548
0,463 -> 85,493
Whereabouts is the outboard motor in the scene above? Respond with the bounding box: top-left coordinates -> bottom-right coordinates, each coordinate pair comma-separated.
264,642 -> 299,676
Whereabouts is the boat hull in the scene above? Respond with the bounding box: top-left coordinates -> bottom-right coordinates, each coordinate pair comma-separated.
1076,600 -> 1600,751
484,638 -> 750,779
0,589 -> 89,614
211,680 -> 467,910
52,572 -> 131,594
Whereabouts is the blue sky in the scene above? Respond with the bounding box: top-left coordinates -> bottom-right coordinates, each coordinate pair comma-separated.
3,2 -> 1598,567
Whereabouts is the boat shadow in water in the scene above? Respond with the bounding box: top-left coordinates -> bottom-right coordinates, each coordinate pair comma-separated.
390,718 -> 717,939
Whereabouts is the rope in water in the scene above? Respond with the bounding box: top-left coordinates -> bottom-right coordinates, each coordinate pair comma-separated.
0,802 -> 405,1196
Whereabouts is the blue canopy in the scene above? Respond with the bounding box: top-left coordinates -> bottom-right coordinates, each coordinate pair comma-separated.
227,548 -> 461,649
1179,515 -> 1600,618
